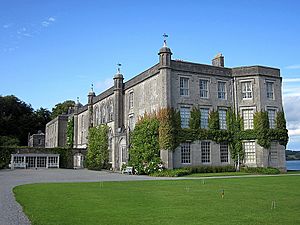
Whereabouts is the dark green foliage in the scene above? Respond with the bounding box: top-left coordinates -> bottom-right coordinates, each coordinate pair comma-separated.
254,111 -> 271,148
189,107 -> 200,129
150,168 -> 192,177
86,125 -> 109,170
226,109 -> 244,162
274,111 -> 289,147
50,147 -> 73,168
66,117 -> 74,148
208,110 -> 219,130
0,136 -> 20,146
150,165 -> 236,177
0,146 -> 15,169
276,111 -> 287,130
51,100 -> 75,119
0,95 -> 51,145
129,114 -> 160,174
241,167 -> 280,174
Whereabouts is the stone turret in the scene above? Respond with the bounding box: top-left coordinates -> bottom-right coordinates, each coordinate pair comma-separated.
73,97 -> 81,148
158,41 -> 172,68
88,86 -> 95,128
113,68 -> 124,132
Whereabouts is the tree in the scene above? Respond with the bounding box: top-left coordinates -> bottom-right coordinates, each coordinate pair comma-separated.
33,107 -> 52,132
0,95 -> 52,146
51,100 -> 75,119
129,114 -> 160,174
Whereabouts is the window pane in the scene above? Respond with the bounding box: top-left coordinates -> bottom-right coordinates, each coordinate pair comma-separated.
200,79 -> 208,98
219,109 -> 227,130
180,77 -> 189,96
200,108 -> 209,129
181,143 -> 191,164
242,81 -> 252,99
220,142 -> 228,163
268,109 -> 276,129
180,107 -> 190,128
218,82 -> 226,99
201,141 -> 210,163
242,109 -> 254,130
244,141 -> 256,163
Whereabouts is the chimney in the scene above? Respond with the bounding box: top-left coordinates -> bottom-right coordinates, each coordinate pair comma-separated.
212,53 -> 224,67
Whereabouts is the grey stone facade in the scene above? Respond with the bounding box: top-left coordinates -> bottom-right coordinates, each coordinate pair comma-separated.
69,43 -> 286,171
45,115 -> 69,148
28,130 -> 45,148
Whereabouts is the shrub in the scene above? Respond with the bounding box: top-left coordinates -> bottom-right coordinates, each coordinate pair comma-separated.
129,114 -> 161,174
150,168 -> 192,177
241,167 -> 280,174
150,165 -> 236,177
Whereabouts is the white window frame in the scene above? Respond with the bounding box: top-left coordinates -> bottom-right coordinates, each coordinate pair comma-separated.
220,142 -> 229,163
180,77 -> 189,96
266,81 -> 274,100
199,79 -> 209,98
180,106 -> 191,128
241,81 -> 253,99
267,108 -> 276,129
219,109 -> 227,130
243,141 -> 256,164
200,108 -> 209,129
201,141 -> 211,164
181,142 -> 191,164
217,81 -> 226,100
242,109 -> 254,130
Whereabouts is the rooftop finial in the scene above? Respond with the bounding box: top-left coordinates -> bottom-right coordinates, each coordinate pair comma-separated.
91,83 -> 94,92
163,33 -> 168,47
117,63 -> 122,74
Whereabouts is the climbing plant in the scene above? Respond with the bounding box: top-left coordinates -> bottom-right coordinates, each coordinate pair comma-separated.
66,116 -> 74,148
189,107 -> 200,130
86,125 -> 109,170
208,110 -> 219,130
129,113 -> 160,174
254,111 -> 271,149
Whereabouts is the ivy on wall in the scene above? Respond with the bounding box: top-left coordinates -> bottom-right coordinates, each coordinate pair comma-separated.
254,111 -> 271,149
189,107 -> 200,130
86,125 -> 109,170
66,116 -> 74,148
128,107 -> 289,169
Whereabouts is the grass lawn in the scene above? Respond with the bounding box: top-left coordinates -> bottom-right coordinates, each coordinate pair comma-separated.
14,176 -> 300,225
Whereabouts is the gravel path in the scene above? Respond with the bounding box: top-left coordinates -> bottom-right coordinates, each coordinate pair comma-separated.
0,169 -> 299,225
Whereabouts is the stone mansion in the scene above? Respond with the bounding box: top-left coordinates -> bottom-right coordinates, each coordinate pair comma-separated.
45,41 -> 286,171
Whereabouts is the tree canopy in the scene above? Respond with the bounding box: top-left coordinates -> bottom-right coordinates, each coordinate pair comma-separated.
51,100 -> 75,119
0,95 -> 51,146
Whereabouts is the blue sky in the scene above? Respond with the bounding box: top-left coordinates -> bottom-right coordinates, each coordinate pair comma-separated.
1,0 -> 300,150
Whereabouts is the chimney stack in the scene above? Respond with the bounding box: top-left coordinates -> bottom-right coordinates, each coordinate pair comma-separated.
212,53 -> 224,67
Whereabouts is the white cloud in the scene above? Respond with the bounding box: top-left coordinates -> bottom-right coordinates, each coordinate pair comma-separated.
41,21 -> 50,27
95,78 -> 114,92
289,129 -> 300,136
285,64 -> 300,69
48,17 -> 56,22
